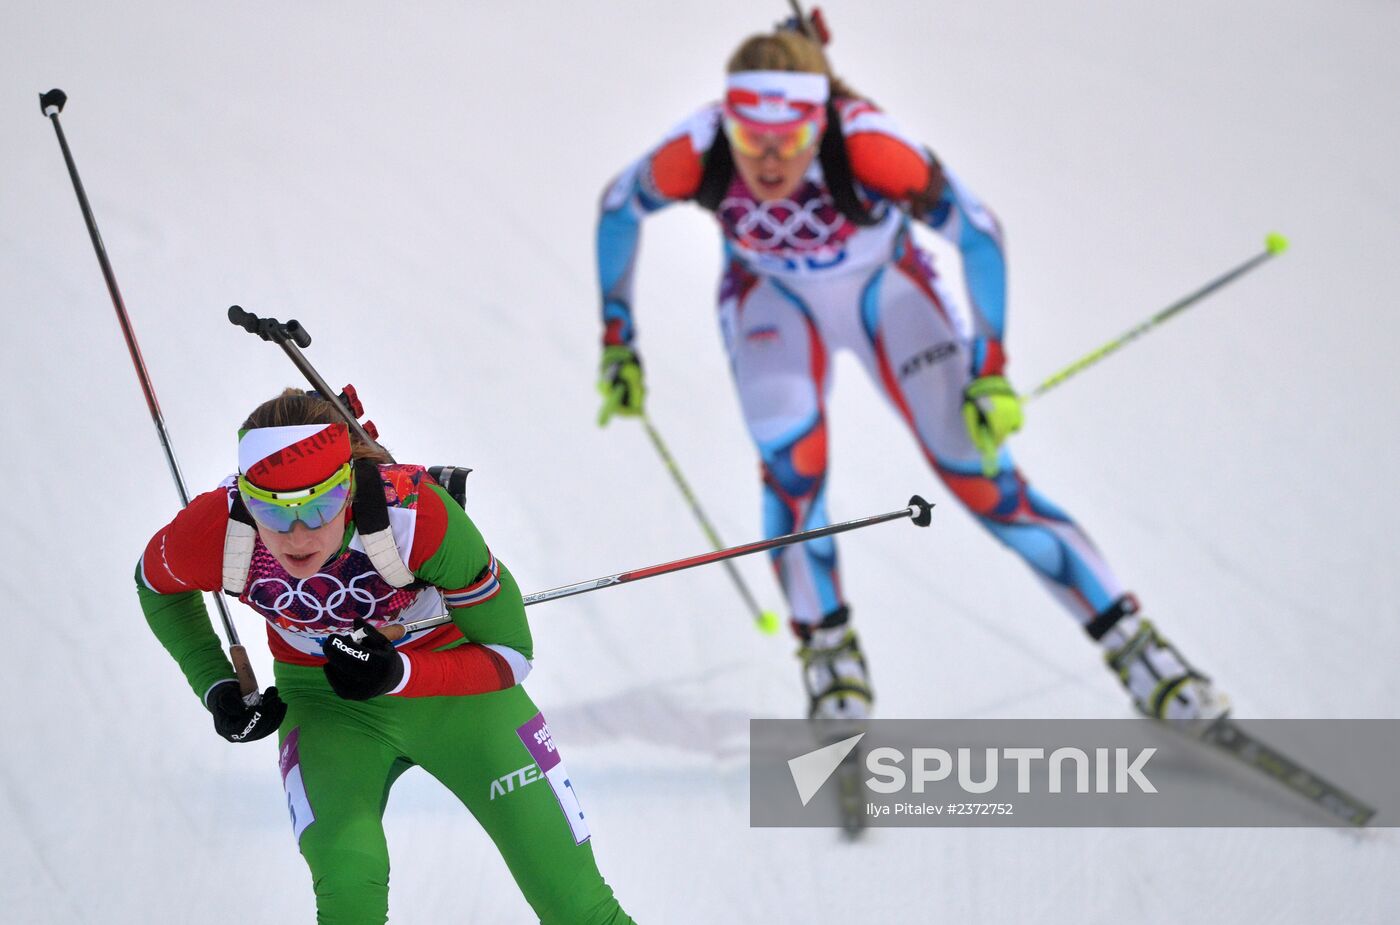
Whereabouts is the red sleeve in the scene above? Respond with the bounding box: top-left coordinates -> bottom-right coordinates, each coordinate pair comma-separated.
846,131 -> 932,203
138,488 -> 229,594
406,477 -> 449,572
650,135 -> 705,200
394,643 -> 515,697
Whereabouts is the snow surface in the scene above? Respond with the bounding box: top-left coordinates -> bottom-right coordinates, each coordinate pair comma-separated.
3,1 -> 1399,922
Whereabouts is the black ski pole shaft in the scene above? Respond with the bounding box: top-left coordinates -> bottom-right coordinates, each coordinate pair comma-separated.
39,90 -> 259,699
227,306 -> 394,461
372,495 -> 934,641
40,92 -> 188,502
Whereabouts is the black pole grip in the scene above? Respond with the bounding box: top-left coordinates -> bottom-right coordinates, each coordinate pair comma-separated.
228,304 -> 261,335
39,89 -> 67,116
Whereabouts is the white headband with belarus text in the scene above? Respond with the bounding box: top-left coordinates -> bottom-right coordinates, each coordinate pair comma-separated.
724,70 -> 830,125
237,423 -> 333,475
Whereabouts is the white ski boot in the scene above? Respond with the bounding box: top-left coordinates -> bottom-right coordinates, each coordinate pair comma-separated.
1090,594 -> 1229,722
1105,618 -> 1230,722
798,617 -> 873,721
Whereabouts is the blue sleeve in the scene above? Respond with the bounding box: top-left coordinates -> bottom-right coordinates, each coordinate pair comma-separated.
919,168 -> 1009,369
596,157 -> 680,347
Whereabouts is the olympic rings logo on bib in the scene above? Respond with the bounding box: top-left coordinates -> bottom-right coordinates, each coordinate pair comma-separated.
247,570 -> 410,630
718,190 -> 853,252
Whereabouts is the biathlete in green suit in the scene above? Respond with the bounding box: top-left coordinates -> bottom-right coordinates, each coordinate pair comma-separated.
136,388 -> 634,924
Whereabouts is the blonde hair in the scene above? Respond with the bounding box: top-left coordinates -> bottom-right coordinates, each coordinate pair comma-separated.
726,30 -> 861,101
242,388 -> 393,465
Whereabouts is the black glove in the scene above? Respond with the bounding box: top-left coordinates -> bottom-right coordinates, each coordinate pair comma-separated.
322,618 -> 404,701
207,680 -> 286,743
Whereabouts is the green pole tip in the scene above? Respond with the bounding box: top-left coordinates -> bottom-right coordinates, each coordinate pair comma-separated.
757,610 -> 782,635
1265,232 -> 1289,255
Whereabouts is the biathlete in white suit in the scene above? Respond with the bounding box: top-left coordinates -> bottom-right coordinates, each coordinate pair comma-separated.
593,27 -> 1228,723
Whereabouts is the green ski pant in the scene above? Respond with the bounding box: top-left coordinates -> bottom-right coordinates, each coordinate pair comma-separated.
275,665 -> 634,924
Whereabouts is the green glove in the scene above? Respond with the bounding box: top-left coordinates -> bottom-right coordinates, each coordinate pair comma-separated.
961,374 -> 1023,475
597,344 -> 646,426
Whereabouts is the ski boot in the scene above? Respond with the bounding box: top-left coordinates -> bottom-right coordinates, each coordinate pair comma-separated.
796,607 -> 873,721
796,607 -> 871,837
1090,595 -> 1230,722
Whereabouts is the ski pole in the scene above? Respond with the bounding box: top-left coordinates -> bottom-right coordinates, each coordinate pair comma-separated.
227,306 -> 392,459
1025,234 -> 1289,401
39,89 -> 261,702
641,413 -> 781,635
367,495 -> 934,642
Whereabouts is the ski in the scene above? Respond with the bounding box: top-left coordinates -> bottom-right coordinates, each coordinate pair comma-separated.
835,741 -> 866,840
1194,718 -> 1375,826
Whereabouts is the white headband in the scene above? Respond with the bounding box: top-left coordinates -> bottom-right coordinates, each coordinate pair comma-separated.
724,70 -> 830,125
237,424 -> 330,475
